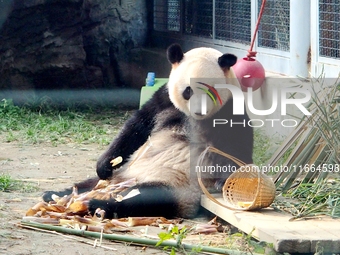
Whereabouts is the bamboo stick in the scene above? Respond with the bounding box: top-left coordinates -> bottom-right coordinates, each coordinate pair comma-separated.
20,220 -> 263,255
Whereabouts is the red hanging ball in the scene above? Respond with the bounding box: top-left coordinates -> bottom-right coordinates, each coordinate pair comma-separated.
232,57 -> 265,92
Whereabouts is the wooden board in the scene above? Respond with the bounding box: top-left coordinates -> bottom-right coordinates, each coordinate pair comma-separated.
201,194 -> 340,253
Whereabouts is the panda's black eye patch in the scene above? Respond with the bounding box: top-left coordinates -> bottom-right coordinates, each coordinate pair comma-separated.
182,86 -> 193,100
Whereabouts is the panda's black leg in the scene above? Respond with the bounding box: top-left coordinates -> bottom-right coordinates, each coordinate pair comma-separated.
42,177 -> 99,202
88,182 -> 178,219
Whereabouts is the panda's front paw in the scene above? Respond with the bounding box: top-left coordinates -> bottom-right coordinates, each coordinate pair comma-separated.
97,169 -> 113,180
88,199 -> 119,219
96,161 -> 114,180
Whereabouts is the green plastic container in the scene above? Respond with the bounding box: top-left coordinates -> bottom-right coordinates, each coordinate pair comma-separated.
139,78 -> 168,108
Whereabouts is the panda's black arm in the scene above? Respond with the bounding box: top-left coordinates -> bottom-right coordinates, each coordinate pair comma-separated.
96,85 -> 173,180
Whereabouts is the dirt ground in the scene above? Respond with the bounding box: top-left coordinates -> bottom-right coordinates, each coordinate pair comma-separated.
0,142 -> 243,255
0,142 -> 173,255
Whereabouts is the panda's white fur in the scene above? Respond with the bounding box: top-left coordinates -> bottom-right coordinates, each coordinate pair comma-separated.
112,106 -> 198,217
43,44 -> 253,219
115,125 -> 190,187
168,47 -> 240,119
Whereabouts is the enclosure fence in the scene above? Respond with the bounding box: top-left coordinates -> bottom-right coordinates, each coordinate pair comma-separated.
153,0 -> 340,77
318,0 -> 340,59
257,0 -> 290,52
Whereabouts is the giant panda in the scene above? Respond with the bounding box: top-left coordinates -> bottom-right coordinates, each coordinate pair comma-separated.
43,44 -> 253,219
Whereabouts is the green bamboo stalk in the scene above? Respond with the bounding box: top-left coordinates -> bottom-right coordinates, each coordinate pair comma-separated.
20,221 -> 263,255
273,125 -> 312,186
302,144 -> 329,184
281,132 -> 322,193
274,128 -> 317,190
267,121 -> 307,168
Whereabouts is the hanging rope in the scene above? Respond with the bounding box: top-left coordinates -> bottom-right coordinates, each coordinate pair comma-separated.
247,0 -> 267,59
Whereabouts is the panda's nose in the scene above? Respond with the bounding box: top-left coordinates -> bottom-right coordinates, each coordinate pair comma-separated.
194,112 -> 204,116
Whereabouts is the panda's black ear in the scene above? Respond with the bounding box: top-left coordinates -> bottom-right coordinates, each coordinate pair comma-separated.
218,54 -> 237,70
167,44 -> 184,64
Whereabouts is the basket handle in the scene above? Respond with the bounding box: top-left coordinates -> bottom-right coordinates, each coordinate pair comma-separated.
197,175 -> 237,210
196,146 -> 246,210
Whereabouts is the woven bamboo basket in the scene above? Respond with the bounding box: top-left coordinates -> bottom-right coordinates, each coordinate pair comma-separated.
197,146 -> 276,211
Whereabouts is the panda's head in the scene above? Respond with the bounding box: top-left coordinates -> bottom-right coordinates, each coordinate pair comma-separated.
167,44 -> 240,120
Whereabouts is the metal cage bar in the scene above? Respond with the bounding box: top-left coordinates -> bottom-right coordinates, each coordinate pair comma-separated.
257,0 -> 290,51
214,0 -> 251,44
319,0 -> 340,59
